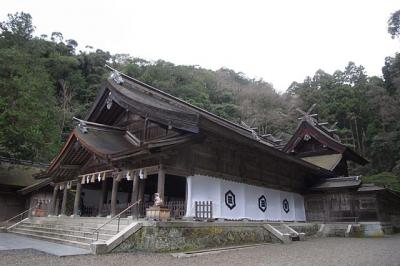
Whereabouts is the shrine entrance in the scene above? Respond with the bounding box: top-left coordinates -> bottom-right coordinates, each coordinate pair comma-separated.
140,174 -> 187,218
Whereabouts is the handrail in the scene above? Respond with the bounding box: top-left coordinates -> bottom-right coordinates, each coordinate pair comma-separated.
1,205 -> 37,226
92,200 -> 141,242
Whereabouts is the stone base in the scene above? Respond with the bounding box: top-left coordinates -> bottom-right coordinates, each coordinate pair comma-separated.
113,222 -> 282,253
146,206 -> 170,220
32,209 -> 46,217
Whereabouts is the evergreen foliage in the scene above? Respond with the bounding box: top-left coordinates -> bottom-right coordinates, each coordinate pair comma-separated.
1,11 -> 400,190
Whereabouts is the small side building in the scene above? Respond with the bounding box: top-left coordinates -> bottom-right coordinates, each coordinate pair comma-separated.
0,157 -> 52,221
305,176 -> 400,232
283,113 -> 400,230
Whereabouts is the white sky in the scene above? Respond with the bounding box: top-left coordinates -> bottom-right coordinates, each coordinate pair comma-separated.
1,0 -> 399,92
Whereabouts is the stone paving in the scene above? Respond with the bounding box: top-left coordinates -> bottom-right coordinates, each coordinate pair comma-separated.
0,234 -> 399,265
0,233 -> 90,256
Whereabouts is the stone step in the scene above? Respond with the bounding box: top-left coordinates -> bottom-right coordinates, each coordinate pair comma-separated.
11,230 -> 91,249
9,217 -> 140,251
11,227 -> 96,244
29,218 -> 132,226
24,221 -> 128,230
21,221 -> 124,234
17,224 -> 114,241
272,225 -> 294,234
323,224 -> 348,237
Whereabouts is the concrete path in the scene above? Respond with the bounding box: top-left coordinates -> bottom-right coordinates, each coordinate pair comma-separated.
1,235 -> 400,265
0,233 -> 90,256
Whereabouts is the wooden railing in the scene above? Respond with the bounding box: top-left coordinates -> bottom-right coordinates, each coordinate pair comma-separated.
195,201 -> 213,219
83,200 -> 187,219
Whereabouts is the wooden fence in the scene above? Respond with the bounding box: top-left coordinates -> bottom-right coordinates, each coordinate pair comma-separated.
166,201 -> 186,219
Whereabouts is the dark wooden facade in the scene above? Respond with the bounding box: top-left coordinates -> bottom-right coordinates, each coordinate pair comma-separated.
304,178 -> 400,225
41,67 -> 332,193
34,66 -> 399,225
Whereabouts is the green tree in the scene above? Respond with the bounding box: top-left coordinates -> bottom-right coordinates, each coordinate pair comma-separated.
388,10 -> 400,39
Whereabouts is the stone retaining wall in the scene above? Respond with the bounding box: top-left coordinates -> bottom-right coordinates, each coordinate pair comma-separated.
351,222 -> 394,237
113,222 -> 282,253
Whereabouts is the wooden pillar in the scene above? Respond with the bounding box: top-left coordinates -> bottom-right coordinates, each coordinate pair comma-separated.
55,197 -> 60,216
72,181 -> 82,216
138,178 -> 145,216
143,118 -> 149,141
50,184 -> 59,215
138,179 -> 145,201
131,174 -> 139,203
131,174 -> 140,216
157,166 -> 165,203
98,178 -> 107,217
60,183 -> 68,216
110,177 -> 119,217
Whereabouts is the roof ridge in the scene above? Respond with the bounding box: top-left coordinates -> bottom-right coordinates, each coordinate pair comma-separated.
105,64 -> 253,134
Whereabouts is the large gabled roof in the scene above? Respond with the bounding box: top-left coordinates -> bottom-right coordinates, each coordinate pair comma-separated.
41,66 -> 338,181
85,66 -> 336,176
283,117 -> 368,166
86,65 -> 261,142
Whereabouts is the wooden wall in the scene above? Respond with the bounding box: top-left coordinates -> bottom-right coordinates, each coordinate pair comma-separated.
376,191 -> 400,224
304,191 -> 380,222
161,131 -> 317,193
0,192 -> 27,221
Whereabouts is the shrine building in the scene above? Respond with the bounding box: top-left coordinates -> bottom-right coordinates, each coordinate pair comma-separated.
2,66 -> 399,253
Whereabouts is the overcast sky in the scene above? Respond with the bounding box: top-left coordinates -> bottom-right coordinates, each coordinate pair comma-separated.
1,0 -> 399,92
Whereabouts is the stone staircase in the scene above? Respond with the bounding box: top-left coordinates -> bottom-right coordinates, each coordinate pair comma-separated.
320,223 -> 352,237
264,223 -> 305,243
8,217 -> 133,250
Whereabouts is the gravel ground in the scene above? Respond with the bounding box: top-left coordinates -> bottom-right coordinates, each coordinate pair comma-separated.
1,235 -> 400,266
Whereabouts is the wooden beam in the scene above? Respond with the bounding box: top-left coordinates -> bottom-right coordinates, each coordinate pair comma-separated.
60,165 -> 80,170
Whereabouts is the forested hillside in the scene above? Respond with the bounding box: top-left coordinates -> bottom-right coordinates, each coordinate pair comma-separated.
1,11 -> 400,190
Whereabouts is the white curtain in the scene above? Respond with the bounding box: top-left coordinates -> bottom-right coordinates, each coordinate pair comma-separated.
185,175 -> 306,221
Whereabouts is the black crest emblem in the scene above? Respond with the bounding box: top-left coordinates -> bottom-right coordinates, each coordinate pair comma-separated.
258,195 -> 267,212
282,198 -> 290,213
225,190 -> 236,210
